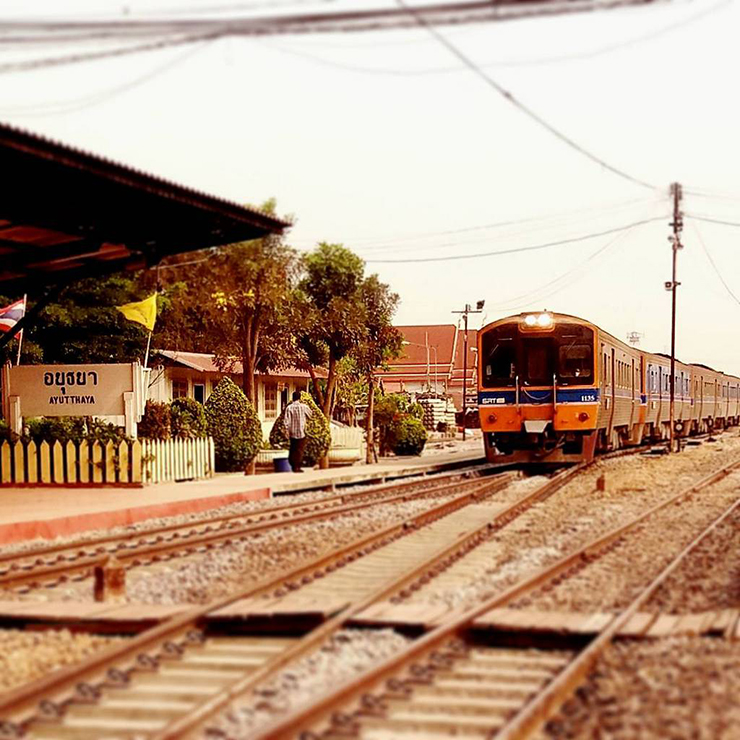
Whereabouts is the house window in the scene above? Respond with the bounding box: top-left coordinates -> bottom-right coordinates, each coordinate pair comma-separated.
264,382 -> 278,419
193,383 -> 206,404
172,378 -> 188,399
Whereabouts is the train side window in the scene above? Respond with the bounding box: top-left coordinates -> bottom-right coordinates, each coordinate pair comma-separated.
557,343 -> 593,384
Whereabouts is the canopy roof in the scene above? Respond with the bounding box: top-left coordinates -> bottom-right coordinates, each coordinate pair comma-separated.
0,123 -> 288,291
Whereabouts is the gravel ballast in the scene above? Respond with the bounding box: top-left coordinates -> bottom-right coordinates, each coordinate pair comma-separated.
405,435 -> 740,610
541,637 -> 740,739
204,628 -> 410,739
0,628 -> 122,692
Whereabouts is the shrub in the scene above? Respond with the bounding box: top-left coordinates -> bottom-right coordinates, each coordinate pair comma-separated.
205,377 -> 262,472
389,415 -> 427,456
269,392 -> 331,468
25,417 -> 87,444
137,401 -> 171,440
170,397 -> 208,439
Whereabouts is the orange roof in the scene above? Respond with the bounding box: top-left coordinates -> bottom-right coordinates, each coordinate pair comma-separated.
156,350 -> 325,378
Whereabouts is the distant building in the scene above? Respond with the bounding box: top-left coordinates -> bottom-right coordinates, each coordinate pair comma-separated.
376,324 -> 478,410
148,350 -> 321,437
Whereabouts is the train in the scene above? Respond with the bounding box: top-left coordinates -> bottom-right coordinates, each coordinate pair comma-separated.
477,311 -> 740,464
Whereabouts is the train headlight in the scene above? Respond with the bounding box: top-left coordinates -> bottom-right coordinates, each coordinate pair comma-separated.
537,313 -> 553,327
524,314 -> 537,327
488,413 -> 497,423
578,412 -> 590,422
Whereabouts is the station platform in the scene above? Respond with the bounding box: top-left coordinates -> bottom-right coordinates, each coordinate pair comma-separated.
0,440 -> 485,545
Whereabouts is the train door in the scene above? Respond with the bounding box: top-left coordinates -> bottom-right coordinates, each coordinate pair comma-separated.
629,358 -> 636,430
657,366 -> 664,427
608,348 -> 616,440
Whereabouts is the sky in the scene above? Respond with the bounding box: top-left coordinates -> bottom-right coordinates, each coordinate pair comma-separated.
2,0 -> 740,373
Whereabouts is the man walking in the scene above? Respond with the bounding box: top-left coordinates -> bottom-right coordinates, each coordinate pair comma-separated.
283,391 -> 313,472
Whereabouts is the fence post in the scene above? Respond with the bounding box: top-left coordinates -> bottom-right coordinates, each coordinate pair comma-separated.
132,440 -> 142,484
92,442 -> 104,483
66,440 -> 77,484
38,441 -> 51,484
26,441 -> 38,484
105,441 -> 116,484
118,441 -> 129,484
78,441 -> 90,484
1,441 -> 11,484
52,441 -> 64,484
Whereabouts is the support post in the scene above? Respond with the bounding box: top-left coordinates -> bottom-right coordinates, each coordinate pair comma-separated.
453,302 -> 484,441
668,182 -> 683,453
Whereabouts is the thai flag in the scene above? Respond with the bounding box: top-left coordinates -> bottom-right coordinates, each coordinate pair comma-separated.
0,298 -> 26,334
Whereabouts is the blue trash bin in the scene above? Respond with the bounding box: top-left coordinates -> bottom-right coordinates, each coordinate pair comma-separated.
274,457 -> 291,473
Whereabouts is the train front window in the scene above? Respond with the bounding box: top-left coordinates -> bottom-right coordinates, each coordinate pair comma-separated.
482,330 -> 517,387
558,344 -> 593,384
522,339 -> 554,386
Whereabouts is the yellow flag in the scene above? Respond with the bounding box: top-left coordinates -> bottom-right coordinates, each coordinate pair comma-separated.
117,294 -> 157,332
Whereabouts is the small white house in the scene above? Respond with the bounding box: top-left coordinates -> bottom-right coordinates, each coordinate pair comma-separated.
148,350 -> 318,438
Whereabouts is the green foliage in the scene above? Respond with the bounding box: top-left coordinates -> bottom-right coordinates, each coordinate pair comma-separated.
374,393 -> 427,457
170,398 -> 208,439
269,392 -> 331,468
0,420 -> 18,443
205,377 -> 262,472
137,401 -> 171,440
389,415 -> 427,456
23,417 -> 129,445
27,274 -> 151,364
25,417 -> 87,444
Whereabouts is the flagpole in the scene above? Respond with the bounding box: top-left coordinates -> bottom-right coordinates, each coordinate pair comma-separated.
144,330 -> 152,368
15,294 -> 26,366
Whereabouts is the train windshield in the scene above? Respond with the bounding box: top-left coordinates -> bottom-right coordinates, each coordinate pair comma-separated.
481,322 -> 594,388
481,329 -> 517,387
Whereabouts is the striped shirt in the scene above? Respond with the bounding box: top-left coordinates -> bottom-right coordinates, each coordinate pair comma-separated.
284,401 -> 313,439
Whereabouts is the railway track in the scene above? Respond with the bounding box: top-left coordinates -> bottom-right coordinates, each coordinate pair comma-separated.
1,442 -> 731,738
0,466 -> 494,594
0,466 -> 527,738
241,456 -> 740,740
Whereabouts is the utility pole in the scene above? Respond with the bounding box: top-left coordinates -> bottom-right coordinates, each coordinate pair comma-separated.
453,301 -> 484,440
667,182 -> 683,453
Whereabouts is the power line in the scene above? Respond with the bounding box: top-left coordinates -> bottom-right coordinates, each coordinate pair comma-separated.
0,0 -> 672,74
292,195 -> 658,250
686,214 -> 740,228
365,214 -> 668,263
690,222 -> 740,307
266,0 -> 728,74
394,0 -> 657,191
0,41 -> 208,116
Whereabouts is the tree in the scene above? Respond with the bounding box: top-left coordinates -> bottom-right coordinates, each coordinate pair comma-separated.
298,243 -> 367,422
352,275 -> 402,463
11,274 -> 149,364
152,202 -> 299,407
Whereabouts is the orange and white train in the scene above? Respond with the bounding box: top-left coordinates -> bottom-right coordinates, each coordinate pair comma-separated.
477,311 -> 740,464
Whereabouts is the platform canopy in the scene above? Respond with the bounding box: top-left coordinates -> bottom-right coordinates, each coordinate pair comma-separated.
0,123 -> 288,291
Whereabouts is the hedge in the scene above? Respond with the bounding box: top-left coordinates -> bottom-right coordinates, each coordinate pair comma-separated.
269,392 -> 330,468
389,415 -> 427,456
205,377 -> 262,472
170,397 -> 208,439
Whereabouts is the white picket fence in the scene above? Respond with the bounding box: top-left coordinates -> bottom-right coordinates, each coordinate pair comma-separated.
0,437 -> 214,486
141,437 -> 214,484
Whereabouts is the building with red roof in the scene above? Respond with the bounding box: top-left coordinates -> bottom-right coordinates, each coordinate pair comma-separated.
376,324 -> 479,410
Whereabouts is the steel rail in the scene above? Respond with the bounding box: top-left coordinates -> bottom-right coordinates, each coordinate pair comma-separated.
151,466 -> 585,740
496,464 -> 740,739
0,471 -> 513,736
0,470 -> 492,591
0,464 -> 490,571
249,456 -> 740,740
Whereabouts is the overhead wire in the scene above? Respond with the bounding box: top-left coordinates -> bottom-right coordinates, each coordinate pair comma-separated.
690,221 -> 740,308
364,214 -> 668,263
292,195 -> 661,252
0,40 -> 209,116
265,0 -> 728,73
393,0 -> 657,191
